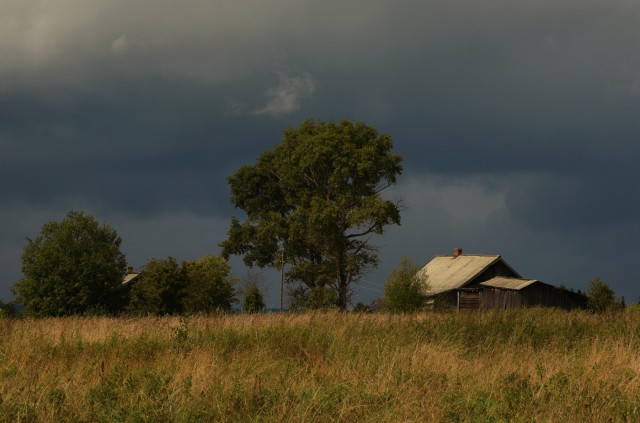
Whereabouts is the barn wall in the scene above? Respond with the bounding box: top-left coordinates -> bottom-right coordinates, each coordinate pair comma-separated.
477,284 -> 587,310
458,290 -> 480,311
521,284 -> 586,310
429,290 -> 458,309
479,288 -> 523,309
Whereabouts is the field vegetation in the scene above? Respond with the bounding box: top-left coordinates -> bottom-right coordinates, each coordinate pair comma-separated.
1,309 -> 640,422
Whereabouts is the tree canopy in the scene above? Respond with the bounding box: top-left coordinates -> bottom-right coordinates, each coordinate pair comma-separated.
127,257 -> 187,315
127,254 -> 236,315
221,119 -> 403,310
12,210 -> 127,316
183,254 -> 236,313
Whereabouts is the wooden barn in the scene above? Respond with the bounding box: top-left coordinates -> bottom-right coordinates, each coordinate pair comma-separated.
458,277 -> 587,310
417,249 -> 586,311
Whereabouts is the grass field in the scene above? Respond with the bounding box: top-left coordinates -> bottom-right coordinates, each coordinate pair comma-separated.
1,309 -> 639,422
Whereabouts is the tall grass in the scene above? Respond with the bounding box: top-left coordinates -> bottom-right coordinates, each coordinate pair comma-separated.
1,309 -> 639,422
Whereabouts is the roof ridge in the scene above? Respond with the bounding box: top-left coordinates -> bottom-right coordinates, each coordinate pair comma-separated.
487,276 -> 537,281
432,254 -> 500,258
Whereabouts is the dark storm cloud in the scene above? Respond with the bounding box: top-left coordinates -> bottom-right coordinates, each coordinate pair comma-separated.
0,0 -> 330,217
506,169 -> 640,233
0,72 -> 288,216
2,0 -> 640,302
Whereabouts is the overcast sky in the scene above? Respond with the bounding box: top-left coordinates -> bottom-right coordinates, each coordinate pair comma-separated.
2,0 -> 640,306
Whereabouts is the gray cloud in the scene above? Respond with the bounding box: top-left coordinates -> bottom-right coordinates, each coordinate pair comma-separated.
110,34 -> 133,56
254,72 -> 315,116
2,0 -> 640,303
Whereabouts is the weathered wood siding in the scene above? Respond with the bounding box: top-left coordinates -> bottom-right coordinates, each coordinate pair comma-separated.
479,288 -> 523,309
435,260 -> 521,308
458,290 -> 480,311
478,283 -> 586,310
429,290 -> 458,309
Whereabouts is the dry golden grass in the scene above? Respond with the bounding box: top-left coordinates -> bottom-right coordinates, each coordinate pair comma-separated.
1,309 -> 640,422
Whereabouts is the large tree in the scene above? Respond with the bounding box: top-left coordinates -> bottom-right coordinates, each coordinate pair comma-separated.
221,119 -> 403,310
12,210 -> 127,316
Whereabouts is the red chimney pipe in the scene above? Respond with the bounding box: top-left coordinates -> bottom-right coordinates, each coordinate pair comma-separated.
454,248 -> 463,258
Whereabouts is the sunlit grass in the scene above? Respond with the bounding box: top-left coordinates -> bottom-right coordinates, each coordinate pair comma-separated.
1,309 -> 639,422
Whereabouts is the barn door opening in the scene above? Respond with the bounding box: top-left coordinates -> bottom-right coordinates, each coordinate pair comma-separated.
457,289 -> 480,311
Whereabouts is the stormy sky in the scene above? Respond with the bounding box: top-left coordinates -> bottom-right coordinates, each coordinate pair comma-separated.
2,0 -> 640,305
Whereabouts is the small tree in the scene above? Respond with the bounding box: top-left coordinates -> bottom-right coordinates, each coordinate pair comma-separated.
0,299 -> 17,318
238,271 -> 266,313
287,285 -> 337,312
0,300 -> 8,318
182,254 -> 236,313
587,276 -> 618,312
243,286 -> 265,313
381,257 -> 427,313
12,210 -> 127,316
128,257 -> 187,315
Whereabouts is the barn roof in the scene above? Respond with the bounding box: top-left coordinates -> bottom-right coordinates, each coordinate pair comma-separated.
417,254 -> 519,295
480,277 -> 539,290
123,272 -> 141,285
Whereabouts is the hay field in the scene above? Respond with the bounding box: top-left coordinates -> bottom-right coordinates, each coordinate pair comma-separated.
1,309 -> 639,422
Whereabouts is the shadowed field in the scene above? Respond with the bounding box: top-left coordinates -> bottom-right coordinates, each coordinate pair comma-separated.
1,309 -> 639,422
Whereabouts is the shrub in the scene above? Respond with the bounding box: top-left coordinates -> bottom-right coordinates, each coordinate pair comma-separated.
380,257 -> 427,313
587,277 -> 619,312
243,286 -> 265,313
